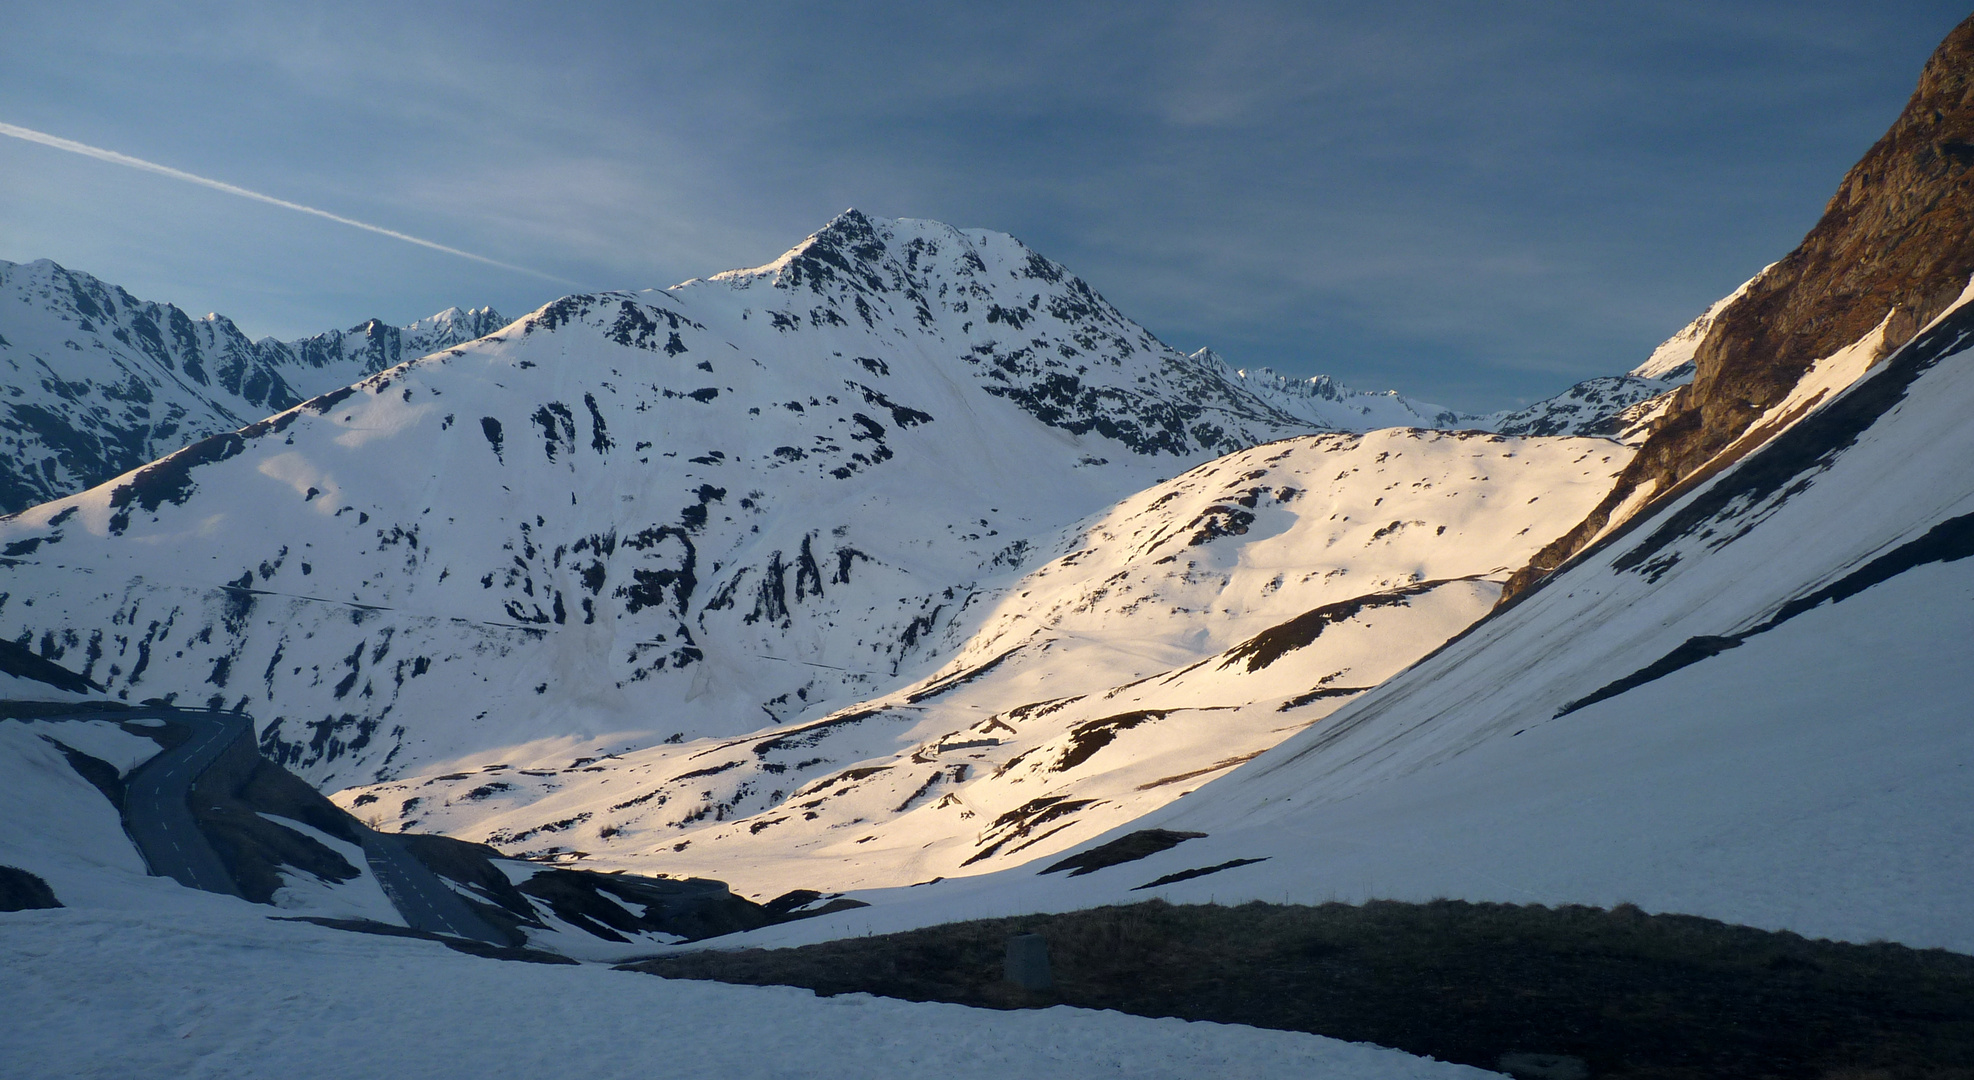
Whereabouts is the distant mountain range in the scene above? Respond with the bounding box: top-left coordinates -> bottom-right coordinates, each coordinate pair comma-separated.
0,213 -> 1326,789
0,257 -> 501,513
1208,286 -> 1733,443
0,208 -> 1729,858
2,249 -> 1721,521
3,22 -> 1972,1071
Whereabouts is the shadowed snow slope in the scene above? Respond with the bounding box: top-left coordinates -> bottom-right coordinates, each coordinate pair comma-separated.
722,288 -> 1974,955
0,901 -> 1492,1080
0,212 -> 1316,790
335,428 -> 1628,895
0,257 -> 502,513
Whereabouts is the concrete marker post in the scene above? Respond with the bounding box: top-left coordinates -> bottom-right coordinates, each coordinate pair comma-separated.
1005,932 -> 1052,991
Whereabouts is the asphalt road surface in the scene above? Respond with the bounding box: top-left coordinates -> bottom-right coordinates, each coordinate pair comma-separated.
120,707 -> 248,898
50,705 -> 503,943
359,828 -> 503,942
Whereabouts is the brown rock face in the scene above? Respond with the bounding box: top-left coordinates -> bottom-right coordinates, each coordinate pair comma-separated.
1504,13 -> 1974,601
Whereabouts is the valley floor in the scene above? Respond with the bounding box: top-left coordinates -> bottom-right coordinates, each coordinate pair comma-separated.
0,902 -> 1493,1080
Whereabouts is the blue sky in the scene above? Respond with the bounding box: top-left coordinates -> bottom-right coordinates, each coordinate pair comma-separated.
1,2 -> 1965,411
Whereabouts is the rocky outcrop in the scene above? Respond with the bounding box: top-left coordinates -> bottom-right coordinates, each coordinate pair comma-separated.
1505,13 -> 1974,600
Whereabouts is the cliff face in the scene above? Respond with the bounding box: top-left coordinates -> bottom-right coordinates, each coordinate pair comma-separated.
1506,13 -> 1974,599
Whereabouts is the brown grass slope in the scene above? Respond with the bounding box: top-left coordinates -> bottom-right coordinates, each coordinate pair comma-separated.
630,899 -> 1974,1080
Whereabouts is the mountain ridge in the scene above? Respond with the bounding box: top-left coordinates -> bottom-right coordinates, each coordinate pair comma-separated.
0,256 -> 504,514
1504,12 -> 1974,600
691,17 -> 1974,958
0,213 -> 1321,790
1203,284 -> 1743,444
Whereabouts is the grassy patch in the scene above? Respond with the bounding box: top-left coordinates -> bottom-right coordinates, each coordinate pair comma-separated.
627,899 -> 1974,1079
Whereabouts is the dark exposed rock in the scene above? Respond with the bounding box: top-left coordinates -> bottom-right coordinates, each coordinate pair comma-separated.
1054,710 -> 1166,773
518,869 -> 776,943
1040,829 -> 1207,877
43,736 -> 126,811
0,865 -> 61,910
1131,857 -> 1269,890
188,733 -> 363,904
1220,579 -> 1459,673
0,637 -> 99,695
274,916 -> 578,964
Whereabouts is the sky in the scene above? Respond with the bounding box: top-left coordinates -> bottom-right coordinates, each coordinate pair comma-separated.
1,2 -> 1966,412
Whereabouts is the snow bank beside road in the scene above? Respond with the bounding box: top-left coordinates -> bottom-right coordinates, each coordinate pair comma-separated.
0,905 -> 1497,1080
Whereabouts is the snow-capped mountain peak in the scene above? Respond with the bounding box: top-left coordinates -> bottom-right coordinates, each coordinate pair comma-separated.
0,213 -> 1316,791
0,257 -> 504,514
1627,272 -> 1761,382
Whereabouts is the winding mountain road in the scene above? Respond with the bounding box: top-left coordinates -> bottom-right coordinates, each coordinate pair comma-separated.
120,707 -> 249,898
358,829 -> 503,942
52,705 -> 501,943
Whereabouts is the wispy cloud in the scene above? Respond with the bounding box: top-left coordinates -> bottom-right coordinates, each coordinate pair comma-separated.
0,121 -> 578,286
3,2 -> 1959,408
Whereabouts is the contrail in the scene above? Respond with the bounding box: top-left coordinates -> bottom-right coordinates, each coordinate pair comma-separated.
1,121 -> 578,286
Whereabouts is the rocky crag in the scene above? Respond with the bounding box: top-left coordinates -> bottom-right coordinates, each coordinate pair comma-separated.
1507,13 -> 1974,598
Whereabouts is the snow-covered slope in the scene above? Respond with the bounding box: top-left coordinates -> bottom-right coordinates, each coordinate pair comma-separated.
0,212 -> 1315,790
731,25 -> 1974,956
1629,274 -> 1756,382
0,904 -> 1485,1080
0,257 -> 501,512
728,282 -> 1974,955
1483,374 -> 1678,442
336,427 -> 1628,895
0,637 -> 100,703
